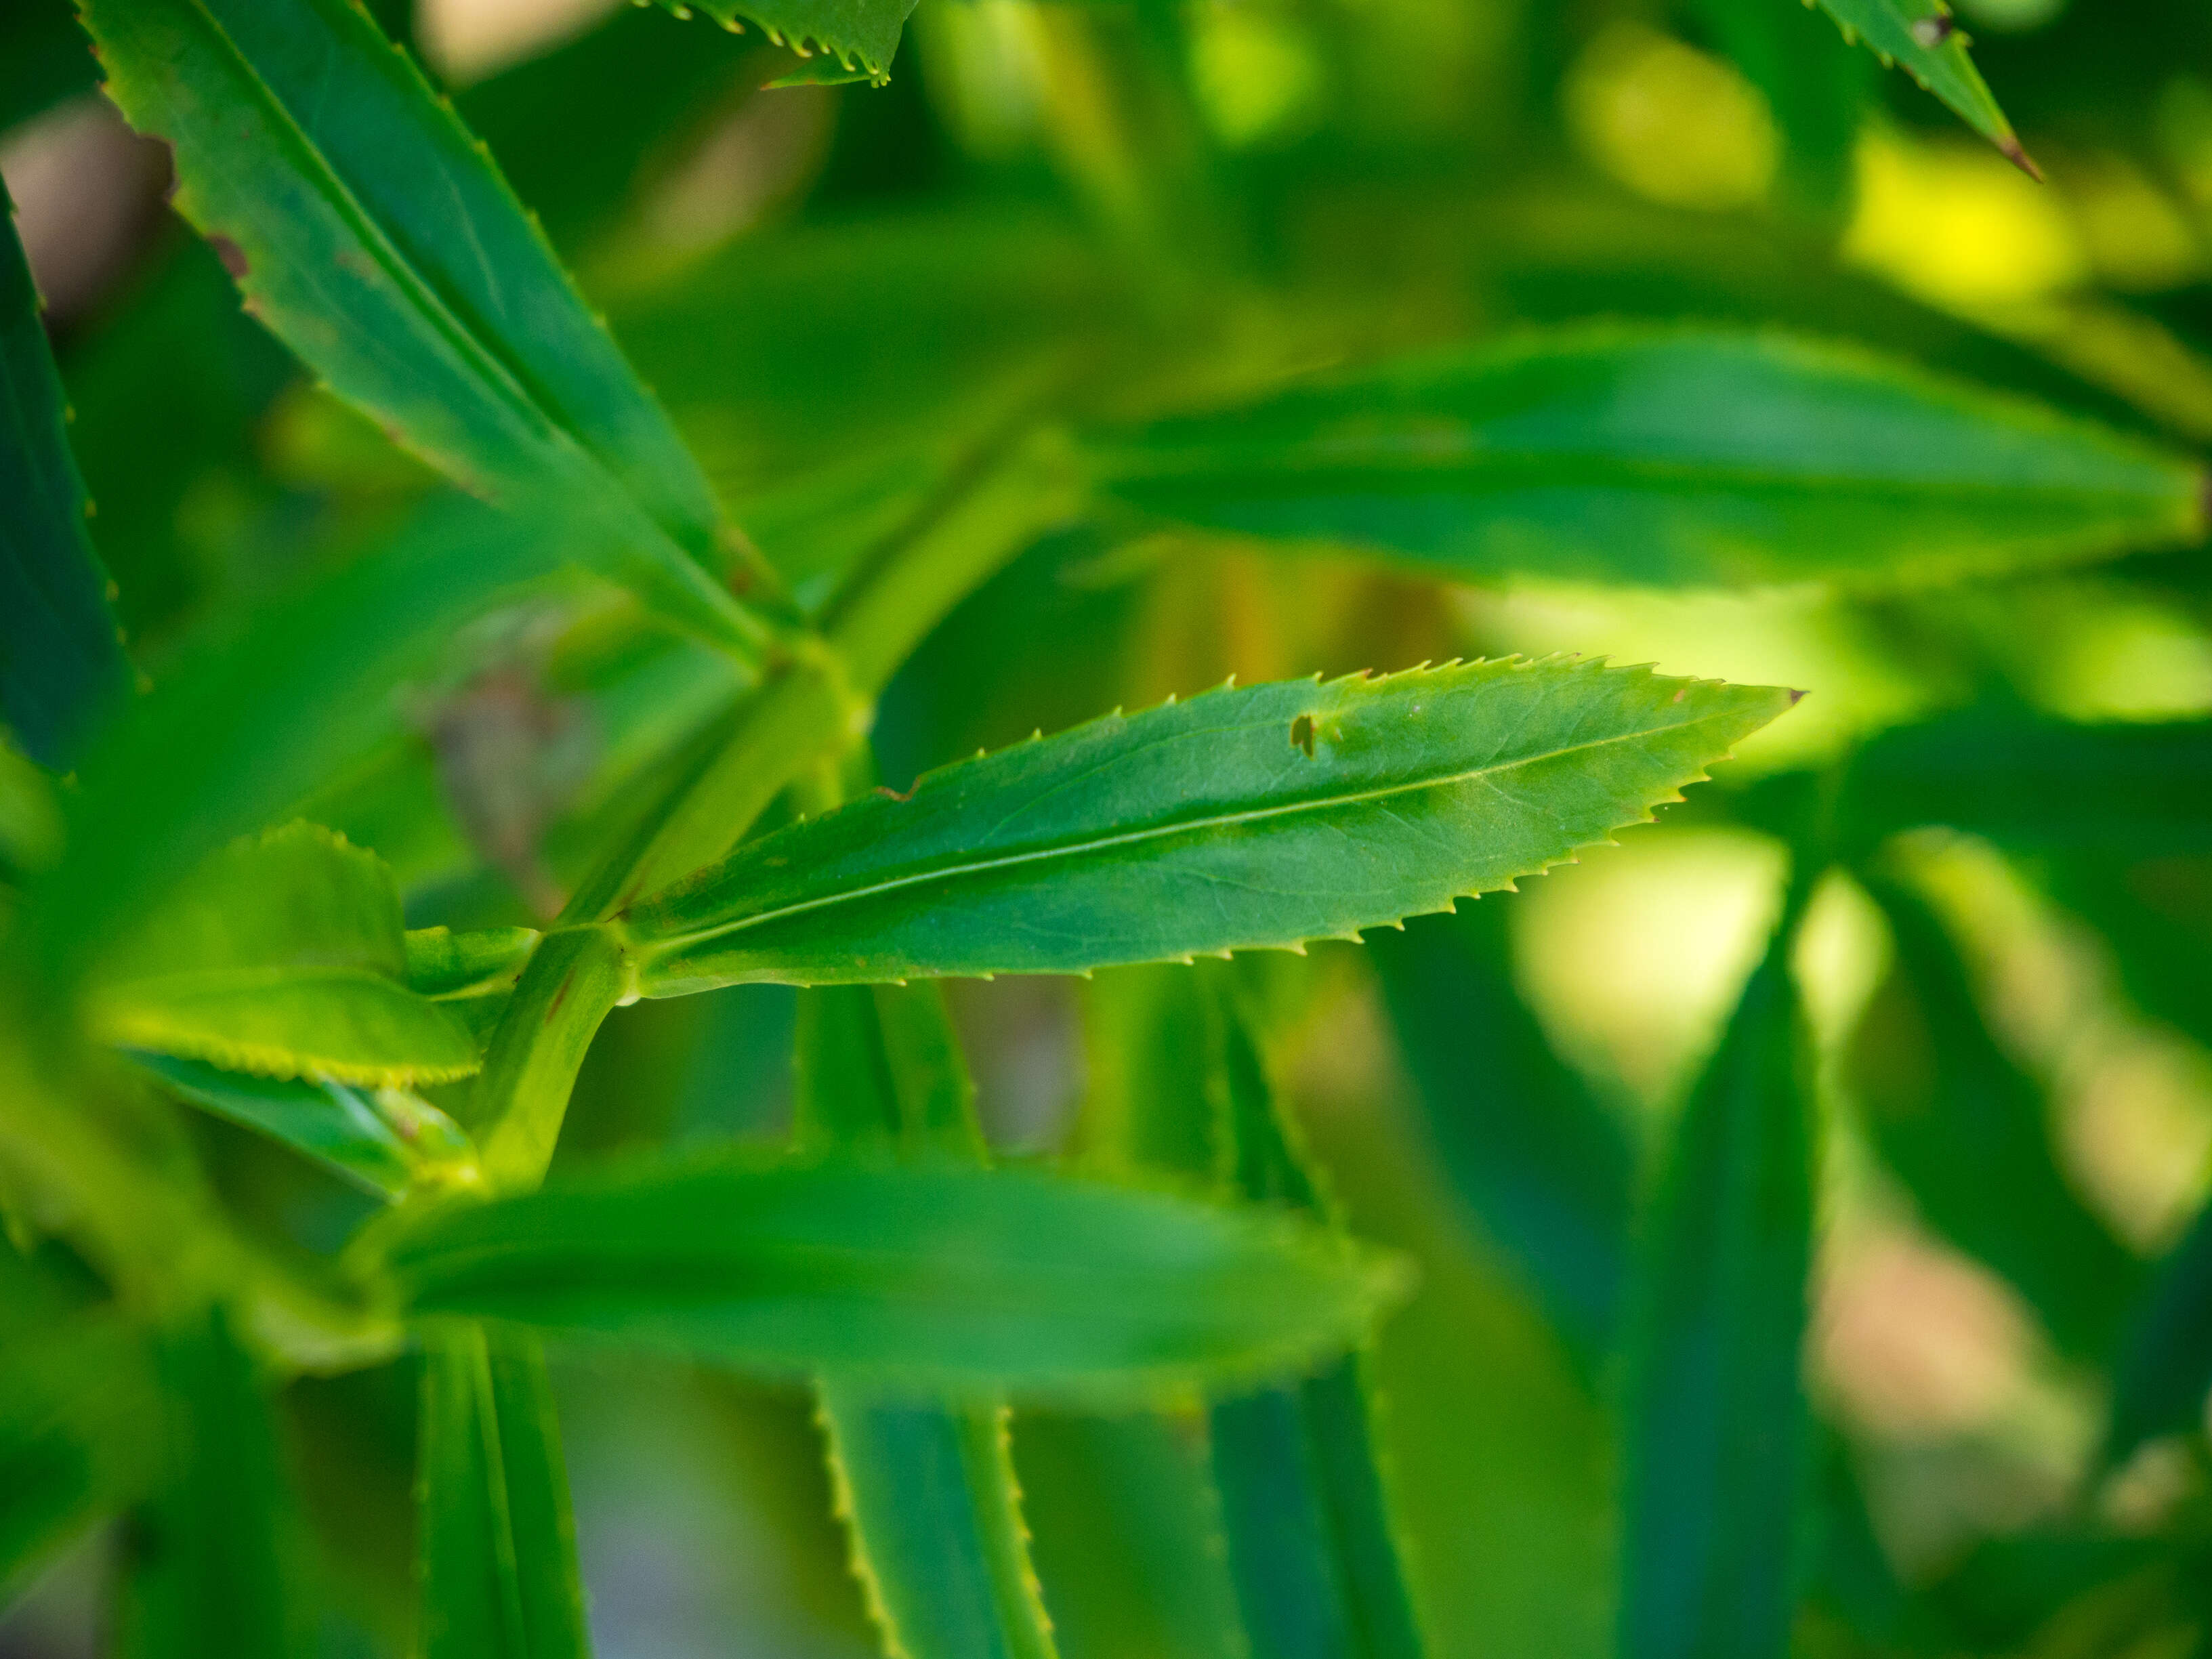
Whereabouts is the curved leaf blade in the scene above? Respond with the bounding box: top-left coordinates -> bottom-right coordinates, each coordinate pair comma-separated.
417,1324 -> 591,1659
1,174 -> 126,768
1093,331 -> 2200,591
1812,0 -> 2027,167
77,0 -> 768,657
380,1152 -> 1410,1402
627,658 -> 1794,992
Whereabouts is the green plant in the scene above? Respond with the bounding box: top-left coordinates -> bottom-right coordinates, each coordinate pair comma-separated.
6,1 -> 2212,1657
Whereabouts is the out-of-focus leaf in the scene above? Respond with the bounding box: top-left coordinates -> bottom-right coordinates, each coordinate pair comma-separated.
134,1052 -> 475,1202
648,0 -> 918,86
1,175 -> 127,770
1093,331 -> 2199,591
113,1307 -> 302,1659
405,928 -> 541,1001
88,824 -> 479,1086
0,739 -> 63,879
1687,0 -> 1865,215
1617,891 -> 1814,1659
2107,1200 -> 2212,1465
417,1323 -> 589,1659
0,0 -> 96,133
1203,973 -> 1427,1659
1370,904 -> 1632,1363
2038,856 -> 2212,1055
77,0 -> 772,658
627,659 -> 1793,993
22,495 -> 563,988
0,1311 -> 160,1595
379,1152 -> 1409,1402
1848,870 -> 2140,1360
799,984 -> 1058,1659
1811,0 -> 2031,169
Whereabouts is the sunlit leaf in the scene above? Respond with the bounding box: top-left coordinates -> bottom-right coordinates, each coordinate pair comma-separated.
381,1152 -> 1408,1402
627,659 -> 1794,992
1093,331 -> 2199,591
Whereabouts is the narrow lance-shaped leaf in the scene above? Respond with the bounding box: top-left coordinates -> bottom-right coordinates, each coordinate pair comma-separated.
416,1323 -> 591,1659
88,823 -> 480,1087
377,1152 -> 1409,1403
1,172 -> 127,769
648,0 -> 920,85
1847,868 -> 2141,1361
112,1307 -> 303,1659
1810,0 -> 2032,171
799,984 -> 1060,1659
1202,967 -> 1428,1659
1370,904 -> 1633,1365
627,658 -> 1795,994
77,0 -> 773,658
1618,881 -> 1816,1659
1091,330 -> 2198,591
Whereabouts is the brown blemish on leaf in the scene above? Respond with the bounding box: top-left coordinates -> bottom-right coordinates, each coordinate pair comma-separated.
1290,713 -> 1317,758
545,968 -> 577,1022
209,234 -> 248,278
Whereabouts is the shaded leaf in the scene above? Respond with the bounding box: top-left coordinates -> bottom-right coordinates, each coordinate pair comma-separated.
89,824 -> 478,1085
1,0 -> 98,135
1370,904 -> 1633,1363
405,927 -> 541,1001
1617,888 -> 1815,1659
649,0 -> 919,85
381,1152 -> 1408,1402
1847,870 -> 2140,1360
417,1323 -> 590,1659
1093,330 -> 2198,591
2107,1201 -> 2212,1465
1,174 -> 127,769
1811,0 -> 2030,168
77,0 -> 771,657
627,658 -> 1793,993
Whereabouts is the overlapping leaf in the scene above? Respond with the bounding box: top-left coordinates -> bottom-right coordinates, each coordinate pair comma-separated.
381,1152 -> 1408,1402
1093,331 -> 2200,591
77,0 -> 768,658
89,824 -> 478,1086
1,175 -> 126,770
647,0 -> 920,86
1812,0 -> 2029,168
626,658 -> 1793,992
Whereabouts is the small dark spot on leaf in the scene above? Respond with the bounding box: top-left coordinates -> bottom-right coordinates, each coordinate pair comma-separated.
1672,688 -> 1687,703
545,969 -> 576,1022
209,234 -> 248,278
1291,713 -> 1316,758
1908,14 -> 1953,47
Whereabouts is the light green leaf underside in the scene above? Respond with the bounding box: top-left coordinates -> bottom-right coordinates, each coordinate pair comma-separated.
381,1152 -> 1408,1402
417,1324 -> 591,1659
1812,0 -> 2023,160
625,658 -> 1793,994
1617,899 -> 1815,1659
76,0 -> 764,658
406,927 -> 542,1000
799,984 -> 1058,1659
89,824 -> 480,1085
133,1052 -> 476,1201
1093,330 -> 2198,591
653,0 -> 919,83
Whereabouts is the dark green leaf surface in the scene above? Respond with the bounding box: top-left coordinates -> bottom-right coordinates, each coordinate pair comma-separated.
1093,331 -> 2198,590
0,1312 -> 159,1595
2107,1200 -> 2212,1465
649,0 -> 919,85
381,1152 -> 1408,1401
1848,872 -> 2140,1360
0,175 -> 127,770
1812,0 -> 2029,166
1,0 -> 98,134
134,1052 -> 474,1201
1617,893 -> 1815,1659
1371,904 -> 1632,1362
77,0 -> 770,658
627,659 -> 1794,992
113,1308 -> 301,1659
416,1323 -> 591,1659
89,824 -> 478,1085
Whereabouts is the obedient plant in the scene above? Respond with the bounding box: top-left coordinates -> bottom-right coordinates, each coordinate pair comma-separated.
7,0 -> 2212,1656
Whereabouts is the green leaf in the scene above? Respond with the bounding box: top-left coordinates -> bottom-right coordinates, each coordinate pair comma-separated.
798,984 -> 1058,1659
76,0 -> 772,658
89,824 -> 480,1086
1370,904 -> 1633,1364
113,1307 -> 303,1659
133,1052 -> 476,1202
1,0 -> 98,135
417,1322 -> 591,1659
1686,0 -> 1866,216
1617,887 -> 1816,1659
648,0 -> 919,85
2107,1199 -> 2212,1466
1810,0 -> 2031,169
1,173 -> 127,770
627,658 -> 1795,993
379,1152 -> 1409,1402
1847,870 -> 2141,1361
1092,330 -> 2200,591
0,1311 -> 160,1596
406,927 -> 542,1001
